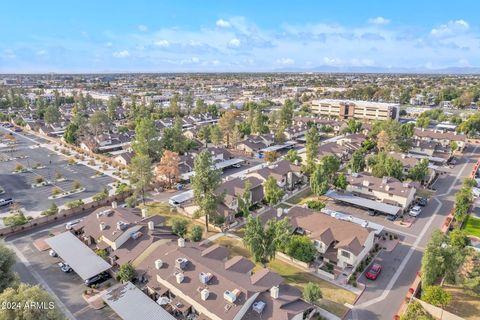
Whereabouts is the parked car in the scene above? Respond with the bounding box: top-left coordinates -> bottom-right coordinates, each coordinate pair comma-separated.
65,219 -> 82,230
231,163 -> 241,168
417,197 -> 428,207
386,214 -> 396,221
472,187 -> 480,198
365,263 -> 382,280
58,262 -> 72,273
175,183 -> 184,191
367,209 -> 377,216
0,198 -> 13,207
49,249 -> 58,257
85,272 -> 111,287
409,205 -> 422,217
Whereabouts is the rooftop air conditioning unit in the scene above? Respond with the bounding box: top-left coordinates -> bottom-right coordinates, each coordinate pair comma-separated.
175,272 -> 184,284
175,258 -> 189,270
199,272 -> 213,284
155,259 -> 163,270
200,288 -> 209,301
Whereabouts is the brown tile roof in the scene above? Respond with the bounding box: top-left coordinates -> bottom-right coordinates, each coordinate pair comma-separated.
288,206 -> 372,256
346,172 -> 415,198
414,128 -> 466,142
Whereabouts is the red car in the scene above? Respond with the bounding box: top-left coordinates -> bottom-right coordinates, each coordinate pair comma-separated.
365,263 -> 382,280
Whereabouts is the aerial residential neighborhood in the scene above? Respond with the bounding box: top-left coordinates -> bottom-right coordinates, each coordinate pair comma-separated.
1,2 -> 480,320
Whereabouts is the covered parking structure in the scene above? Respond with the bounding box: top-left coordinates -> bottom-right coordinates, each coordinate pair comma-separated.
45,231 -> 111,280
325,190 -> 401,216
102,282 -> 176,320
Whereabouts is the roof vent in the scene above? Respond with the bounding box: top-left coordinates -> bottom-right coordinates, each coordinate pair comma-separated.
362,180 -> 369,187
131,231 -> 142,240
224,289 -> 240,303
270,286 -> 279,299
147,221 -> 154,231
116,221 -> 128,231
200,288 -> 209,301
175,272 -> 184,284
252,301 -> 266,314
178,238 -> 185,248
199,272 -> 213,284
175,257 -> 189,270
155,259 -> 163,270
99,223 -> 107,231
111,201 -> 117,209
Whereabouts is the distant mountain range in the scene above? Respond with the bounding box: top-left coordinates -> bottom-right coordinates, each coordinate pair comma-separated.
273,65 -> 480,74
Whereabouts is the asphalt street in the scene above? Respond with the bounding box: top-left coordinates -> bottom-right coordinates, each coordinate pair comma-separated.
347,144 -> 480,320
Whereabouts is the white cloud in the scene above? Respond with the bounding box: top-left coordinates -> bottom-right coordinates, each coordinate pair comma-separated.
154,40 -> 170,47
275,57 -> 295,65
138,25 -> 148,32
228,38 -> 241,48
323,57 -> 342,65
105,42 -> 113,47
36,50 -> 47,56
216,19 -> 231,28
431,20 -> 470,37
368,17 -> 390,25
113,50 -> 130,58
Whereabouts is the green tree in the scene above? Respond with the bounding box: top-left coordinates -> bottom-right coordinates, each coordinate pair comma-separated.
285,236 -> 316,262
285,149 -> 302,164
132,118 -> 162,161
43,105 -> 60,124
238,179 -> 252,217
368,152 -> 404,180
264,176 -> 284,205
41,202 -> 58,217
191,151 -> 222,231
210,125 -> 223,146
218,110 -> 238,147
0,243 -> 18,293
319,155 -> 340,184
171,217 -> 189,238
400,301 -> 433,320
449,141 -> 459,152
189,225 -> 203,242
0,284 -> 63,320
117,262 -> 136,283
197,125 -> 211,146
408,159 -> 429,182
342,119 -> 362,134
243,216 -> 291,266
302,282 -> 323,304
334,173 -> 348,190
449,228 -> 470,249
416,116 -> 431,128
310,165 -> 329,196
63,122 -> 79,144
279,99 -> 294,127
129,154 -> 153,204
421,286 -> 451,308
89,111 -> 111,137
95,249 -> 108,260
304,126 -> 320,174
348,150 -> 366,173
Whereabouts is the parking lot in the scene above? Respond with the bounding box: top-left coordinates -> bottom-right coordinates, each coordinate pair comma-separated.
8,224 -> 119,320
0,127 -> 114,217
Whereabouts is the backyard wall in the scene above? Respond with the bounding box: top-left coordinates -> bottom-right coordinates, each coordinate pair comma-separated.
0,192 -> 131,237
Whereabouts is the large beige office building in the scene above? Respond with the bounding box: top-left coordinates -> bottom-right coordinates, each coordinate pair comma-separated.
311,99 -> 400,121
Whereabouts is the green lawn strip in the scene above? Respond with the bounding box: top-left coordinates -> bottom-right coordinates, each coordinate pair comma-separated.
463,215 -> 480,238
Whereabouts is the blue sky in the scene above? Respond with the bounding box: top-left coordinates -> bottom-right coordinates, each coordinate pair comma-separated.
0,0 -> 479,72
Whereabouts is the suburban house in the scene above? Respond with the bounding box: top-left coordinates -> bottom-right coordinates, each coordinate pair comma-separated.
288,206 -> 376,270
414,128 -> 467,150
283,124 -> 308,140
345,172 -> 417,209
114,151 -> 134,166
237,134 -> 275,155
247,160 -> 305,191
215,176 -> 264,223
136,240 -> 316,320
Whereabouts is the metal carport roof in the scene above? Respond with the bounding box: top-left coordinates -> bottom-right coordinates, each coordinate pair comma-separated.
46,231 -> 111,280
325,190 -> 401,216
102,282 -> 176,320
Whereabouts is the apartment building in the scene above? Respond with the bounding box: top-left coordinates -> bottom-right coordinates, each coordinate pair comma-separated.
311,99 -> 400,121
288,207 -> 375,270
345,172 -> 417,209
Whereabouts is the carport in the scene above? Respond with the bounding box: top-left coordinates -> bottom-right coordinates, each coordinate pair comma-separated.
45,231 -> 111,280
325,190 -> 401,216
102,282 -> 175,320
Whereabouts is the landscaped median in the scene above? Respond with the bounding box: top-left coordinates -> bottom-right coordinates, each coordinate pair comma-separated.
213,235 -> 357,317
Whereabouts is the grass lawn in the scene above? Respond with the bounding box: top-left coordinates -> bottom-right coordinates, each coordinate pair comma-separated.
139,201 -> 218,239
443,285 -> 480,320
212,236 -> 356,317
286,187 -> 313,204
463,215 -> 480,238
